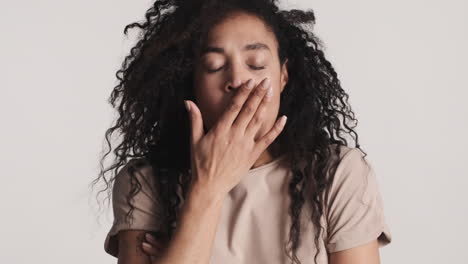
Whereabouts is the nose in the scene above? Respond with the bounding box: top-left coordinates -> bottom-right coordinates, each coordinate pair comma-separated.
225,60 -> 251,93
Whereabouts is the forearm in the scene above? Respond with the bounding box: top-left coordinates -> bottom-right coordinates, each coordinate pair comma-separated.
155,183 -> 225,264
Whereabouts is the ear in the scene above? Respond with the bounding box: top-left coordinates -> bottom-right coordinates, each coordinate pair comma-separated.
280,58 -> 289,93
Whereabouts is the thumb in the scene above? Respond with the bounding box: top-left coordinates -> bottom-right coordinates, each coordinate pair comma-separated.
185,100 -> 205,146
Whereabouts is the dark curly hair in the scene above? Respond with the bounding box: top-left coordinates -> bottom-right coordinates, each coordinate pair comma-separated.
91,0 -> 366,263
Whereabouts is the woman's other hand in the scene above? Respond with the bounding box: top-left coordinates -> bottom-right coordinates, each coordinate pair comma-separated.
141,233 -> 167,262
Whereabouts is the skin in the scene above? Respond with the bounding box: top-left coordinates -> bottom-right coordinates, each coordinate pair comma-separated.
328,240 -> 381,264
192,11 -> 289,169
121,11 -> 382,264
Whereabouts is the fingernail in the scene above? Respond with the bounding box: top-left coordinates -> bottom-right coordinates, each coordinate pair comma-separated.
280,115 -> 287,126
266,87 -> 273,97
143,242 -> 152,248
246,79 -> 254,89
146,233 -> 154,241
184,100 -> 190,112
262,78 -> 271,90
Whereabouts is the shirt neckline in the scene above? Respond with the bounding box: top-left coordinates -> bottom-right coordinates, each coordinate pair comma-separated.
247,153 -> 288,174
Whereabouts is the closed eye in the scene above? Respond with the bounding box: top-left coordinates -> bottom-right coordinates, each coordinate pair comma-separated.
250,65 -> 265,70
207,65 -> 266,73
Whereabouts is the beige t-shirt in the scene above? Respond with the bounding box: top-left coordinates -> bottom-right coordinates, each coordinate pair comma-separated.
104,145 -> 392,263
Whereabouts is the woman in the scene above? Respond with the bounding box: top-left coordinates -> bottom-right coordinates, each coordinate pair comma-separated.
94,0 -> 392,263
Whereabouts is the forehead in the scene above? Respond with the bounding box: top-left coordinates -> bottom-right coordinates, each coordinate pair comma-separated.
202,11 -> 278,52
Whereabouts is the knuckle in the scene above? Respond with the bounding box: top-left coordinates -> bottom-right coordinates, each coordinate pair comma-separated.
244,104 -> 256,115
212,130 -> 223,140
262,134 -> 272,145
211,125 -> 220,135
251,115 -> 261,125
210,127 -> 223,139
229,101 -> 242,112
266,135 -> 274,144
241,87 -> 253,96
274,121 -> 281,130
255,89 -> 265,97
244,83 -> 253,91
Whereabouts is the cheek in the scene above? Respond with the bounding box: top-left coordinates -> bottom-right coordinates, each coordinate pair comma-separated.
265,94 -> 280,124
193,85 -> 226,129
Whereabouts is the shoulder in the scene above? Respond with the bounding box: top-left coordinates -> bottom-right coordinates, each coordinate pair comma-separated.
112,157 -> 158,198
327,144 -> 372,184
323,145 -> 392,252
115,158 -> 154,181
328,144 -> 367,165
324,144 -> 380,211
104,158 -> 166,258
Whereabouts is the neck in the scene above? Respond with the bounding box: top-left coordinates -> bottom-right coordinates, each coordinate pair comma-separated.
250,142 -> 281,169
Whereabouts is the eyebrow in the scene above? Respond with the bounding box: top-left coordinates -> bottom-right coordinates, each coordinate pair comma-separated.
200,42 -> 271,56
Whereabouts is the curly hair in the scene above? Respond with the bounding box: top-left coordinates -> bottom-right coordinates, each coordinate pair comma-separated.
91,0 -> 366,263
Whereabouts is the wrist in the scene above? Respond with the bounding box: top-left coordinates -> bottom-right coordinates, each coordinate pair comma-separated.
187,181 -> 226,209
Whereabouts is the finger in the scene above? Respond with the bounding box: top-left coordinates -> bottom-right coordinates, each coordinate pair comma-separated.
253,115 -> 287,156
142,241 -> 163,257
244,83 -> 273,137
145,233 -> 164,249
185,100 -> 205,147
235,78 -> 271,134
213,78 -> 255,134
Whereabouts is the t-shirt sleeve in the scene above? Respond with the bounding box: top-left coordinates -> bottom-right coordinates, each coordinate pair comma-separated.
325,148 -> 392,253
103,159 -> 167,258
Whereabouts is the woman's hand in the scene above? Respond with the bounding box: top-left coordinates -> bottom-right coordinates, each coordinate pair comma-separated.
141,233 -> 166,261
140,78 -> 286,262
184,77 -> 287,197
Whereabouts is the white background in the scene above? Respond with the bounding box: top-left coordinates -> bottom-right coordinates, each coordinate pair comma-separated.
1,0 -> 467,263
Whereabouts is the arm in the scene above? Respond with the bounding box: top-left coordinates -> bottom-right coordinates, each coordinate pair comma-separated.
115,78 -> 286,263
155,183 -> 225,264
324,149 -> 392,261
328,239 -> 381,264
117,230 -> 153,264
116,183 -> 225,264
